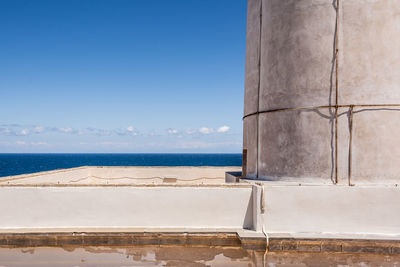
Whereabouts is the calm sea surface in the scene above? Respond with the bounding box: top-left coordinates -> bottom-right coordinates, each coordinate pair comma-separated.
0,153 -> 242,177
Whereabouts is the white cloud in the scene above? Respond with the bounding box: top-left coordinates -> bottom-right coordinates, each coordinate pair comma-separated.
0,127 -> 30,136
167,128 -> 178,134
199,127 -> 214,134
0,128 -> 12,135
87,127 -> 112,136
19,129 -> 30,136
33,126 -> 44,133
115,126 -> 137,136
0,125 -> 44,136
0,124 -> 233,139
217,125 -> 230,133
58,127 -> 74,133
126,126 -> 137,136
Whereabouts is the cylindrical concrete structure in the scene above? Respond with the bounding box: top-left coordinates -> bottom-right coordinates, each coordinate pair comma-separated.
243,0 -> 400,184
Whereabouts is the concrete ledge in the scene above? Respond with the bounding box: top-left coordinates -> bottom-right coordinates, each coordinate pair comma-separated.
268,238 -> 400,254
5,232 -> 400,254
237,229 -> 266,250
0,232 -> 242,248
225,172 -> 242,183
0,228 -> 267,250
0,166 -> 242,185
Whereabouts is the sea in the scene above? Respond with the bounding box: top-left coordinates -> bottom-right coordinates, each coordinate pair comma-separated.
0,153 -> 242,178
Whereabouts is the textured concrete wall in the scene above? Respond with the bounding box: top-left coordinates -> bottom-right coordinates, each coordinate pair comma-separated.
243,0 -> 262,178
243,0 -> 400,183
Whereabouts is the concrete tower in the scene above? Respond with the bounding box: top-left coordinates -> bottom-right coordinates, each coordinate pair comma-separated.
243,0 -> 400,184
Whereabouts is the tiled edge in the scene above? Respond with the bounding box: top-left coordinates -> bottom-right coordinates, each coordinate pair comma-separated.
3,233 -> 400,254
268,238 -> 400,254
0,232 -> 241,248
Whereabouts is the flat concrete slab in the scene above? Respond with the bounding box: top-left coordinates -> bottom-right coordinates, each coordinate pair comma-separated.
0,166 -> 241,185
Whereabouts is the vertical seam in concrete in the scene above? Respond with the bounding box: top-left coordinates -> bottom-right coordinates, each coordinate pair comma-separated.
256,0 -> 263,179
252,184 -> 263,232
334,0 -> 340,184
348,105 -> 354,186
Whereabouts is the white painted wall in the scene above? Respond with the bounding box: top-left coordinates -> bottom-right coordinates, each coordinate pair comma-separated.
263,185 -> 400,238
0,186 -> 253,230
4,178 -> 399,240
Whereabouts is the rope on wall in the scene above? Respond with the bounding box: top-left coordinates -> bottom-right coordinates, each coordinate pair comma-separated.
348,105 -> 354,186
243,103 -> 400,184
334,0 -> 340,184
256,0 -> 263,179
243,104 -> 400,119
0,175 -> 225,184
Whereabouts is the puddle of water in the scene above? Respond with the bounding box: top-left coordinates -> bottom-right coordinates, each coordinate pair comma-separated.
0,246 -> 400,266
0,246 -> 258,267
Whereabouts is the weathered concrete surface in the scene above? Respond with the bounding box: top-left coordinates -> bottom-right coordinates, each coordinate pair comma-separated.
0,166 -> 241,185
243,0 -> 400,182
340,0 -> 400,105
243,0 -> 261,179
243,0 -> 261,117
350,109 -> 400,184
242,116 -> 258,178
259,0 -> 336,110
258,110 -> 333,182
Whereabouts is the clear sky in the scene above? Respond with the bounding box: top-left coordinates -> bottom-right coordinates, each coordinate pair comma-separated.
0,0 -> 247,153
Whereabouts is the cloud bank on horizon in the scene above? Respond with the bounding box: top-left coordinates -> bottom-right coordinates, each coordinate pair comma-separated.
0,124 -> 241,153
0,124 -> 232,137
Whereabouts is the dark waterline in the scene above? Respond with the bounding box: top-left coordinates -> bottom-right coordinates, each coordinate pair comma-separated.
0,153 -> 242,177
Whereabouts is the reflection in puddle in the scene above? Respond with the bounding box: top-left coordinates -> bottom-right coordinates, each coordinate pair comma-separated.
0,246 -> 257,267
0,246 -> 400,266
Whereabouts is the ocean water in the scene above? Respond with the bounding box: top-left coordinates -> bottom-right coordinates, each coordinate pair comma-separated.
0,153 -> 242,177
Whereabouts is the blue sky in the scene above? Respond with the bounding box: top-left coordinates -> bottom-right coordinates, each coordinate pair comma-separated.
0,0 -> 246,153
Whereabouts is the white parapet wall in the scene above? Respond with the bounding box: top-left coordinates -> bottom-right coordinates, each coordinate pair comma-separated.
262,183 -> 400,240
0,185 -> 254,231
3,167 -> 400,245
